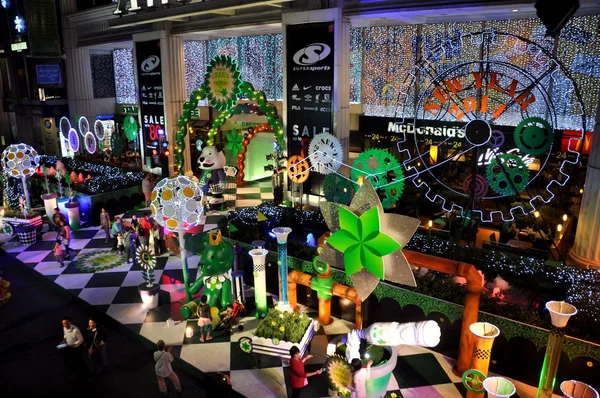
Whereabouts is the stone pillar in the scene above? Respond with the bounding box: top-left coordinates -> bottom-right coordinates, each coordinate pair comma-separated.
61,0 -> 95,119
161,34 -> 189,176
568,103 -> 600,269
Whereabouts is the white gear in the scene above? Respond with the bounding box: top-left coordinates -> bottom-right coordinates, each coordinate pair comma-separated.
308,132 -> 343,175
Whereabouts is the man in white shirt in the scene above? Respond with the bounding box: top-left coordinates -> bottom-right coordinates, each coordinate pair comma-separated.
60,316 -> 87,378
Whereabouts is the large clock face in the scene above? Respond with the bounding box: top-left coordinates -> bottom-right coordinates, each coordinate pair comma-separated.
308,132 -> 343,175
395,31 -> 585,222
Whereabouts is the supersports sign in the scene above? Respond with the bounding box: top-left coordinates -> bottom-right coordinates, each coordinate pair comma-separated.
423,71 -> 536,120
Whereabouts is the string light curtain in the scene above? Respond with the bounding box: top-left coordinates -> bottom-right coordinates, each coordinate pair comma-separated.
349,27 -> 363,104
555,15 -> 600,131
183,41 -> 208,105
90,53 -> 116,99
362,25 -> 417,117
113,48 -> 137,104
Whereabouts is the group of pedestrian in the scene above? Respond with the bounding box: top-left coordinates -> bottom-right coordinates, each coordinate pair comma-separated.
52,208 -> 75,267
60,316 -> 108,380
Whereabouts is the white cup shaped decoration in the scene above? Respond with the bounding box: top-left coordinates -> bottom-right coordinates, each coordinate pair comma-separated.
546,301 -> 578,328
560,380 -> 599,398
470,322 -> 500,339
483,377 -> 516,398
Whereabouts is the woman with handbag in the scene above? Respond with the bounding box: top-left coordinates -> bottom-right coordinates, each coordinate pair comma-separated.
86,317 -> 108,375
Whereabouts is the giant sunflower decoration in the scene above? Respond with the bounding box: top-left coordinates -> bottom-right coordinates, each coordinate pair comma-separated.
137,246 -> 156,287
325,355 -> 353,397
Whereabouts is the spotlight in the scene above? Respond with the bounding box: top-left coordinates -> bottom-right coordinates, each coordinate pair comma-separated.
264,165 -> 274,172
163,149 -> 170,156
268,231 -> 276,239
562,214 -> 568,222
162,141 -> 169,148
266,154 -> 274,161
534,211 -> 540,218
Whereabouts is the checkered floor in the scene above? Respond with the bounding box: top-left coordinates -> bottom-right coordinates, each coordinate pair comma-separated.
2,225 -> 545,398
235,179 -> 273,208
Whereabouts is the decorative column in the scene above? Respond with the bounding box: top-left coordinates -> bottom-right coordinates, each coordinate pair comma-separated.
272,227 -> 292,311
249,248 -> 268,318
61,0 -> 95,119
161,33 -> 188,176
484,377 -> 516,398
560,380 -> 599,398
568,97 -> 600,269
231,243 -> 245,303
537,301 -> 578,398
466,322 -> 500,398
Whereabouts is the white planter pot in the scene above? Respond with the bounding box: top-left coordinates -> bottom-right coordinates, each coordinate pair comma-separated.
139,283 -> 160,309
252,319 -> 315,359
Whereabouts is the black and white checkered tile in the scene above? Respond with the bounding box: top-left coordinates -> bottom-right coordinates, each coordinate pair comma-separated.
2,225 -> 540,398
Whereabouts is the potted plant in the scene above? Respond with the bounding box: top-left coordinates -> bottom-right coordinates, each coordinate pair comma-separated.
137,246 -> 160,309
250,308 -> 314,358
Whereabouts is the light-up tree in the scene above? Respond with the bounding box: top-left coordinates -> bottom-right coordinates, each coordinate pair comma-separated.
0,144 -> 40,212
150,176 -> 204,302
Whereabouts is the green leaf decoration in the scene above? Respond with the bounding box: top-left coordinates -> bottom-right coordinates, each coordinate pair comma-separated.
123,115 -> 139,141
225,129 -> 244,154
327,207 -> 401,279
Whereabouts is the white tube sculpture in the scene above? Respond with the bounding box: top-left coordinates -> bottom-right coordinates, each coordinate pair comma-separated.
345,321 -> 441,361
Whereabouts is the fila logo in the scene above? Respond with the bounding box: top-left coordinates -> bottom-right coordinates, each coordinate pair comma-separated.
292,43 -> 331,66
292,105 -> 301,110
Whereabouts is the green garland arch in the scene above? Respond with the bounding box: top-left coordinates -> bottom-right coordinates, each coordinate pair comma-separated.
174,56 -> 284,173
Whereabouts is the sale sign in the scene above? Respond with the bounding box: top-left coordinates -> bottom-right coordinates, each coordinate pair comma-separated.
135,40 -> 165,152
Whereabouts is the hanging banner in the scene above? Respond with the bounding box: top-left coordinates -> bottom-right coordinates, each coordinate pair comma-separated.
135,40 -> 165,162
286,21 -> 335,195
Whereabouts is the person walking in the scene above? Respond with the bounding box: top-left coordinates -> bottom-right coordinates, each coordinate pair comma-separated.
86,317 -> 108,375
124,227 -> 138,265
52,207 -> 67,237
142,174 -> 153,206
154,340 -> 182,396
347,358 -> 373,398
111,217 -> 124,250
54,241 -> 64,267
196,295 -> 213,342
60,316 -> 87,379
139,213 -> 152,247
100,208 -> 111,244
289,346 -> 323,397
59,221 -> 74,260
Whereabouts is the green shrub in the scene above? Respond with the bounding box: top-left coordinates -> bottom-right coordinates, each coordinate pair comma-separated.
255,308 -> 312,343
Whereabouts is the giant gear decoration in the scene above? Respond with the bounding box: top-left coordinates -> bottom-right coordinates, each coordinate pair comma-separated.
322,174 -> 354,205
395,31 -> 585,222
308,132 -> 343,175
486,153 -> 529,196
350,149 -> 405,209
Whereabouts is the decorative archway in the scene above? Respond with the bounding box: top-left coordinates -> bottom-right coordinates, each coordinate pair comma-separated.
174,55 -> 284,174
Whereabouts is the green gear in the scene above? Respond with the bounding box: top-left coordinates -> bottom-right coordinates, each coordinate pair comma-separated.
462,369 -> 486,394
350,149 -> 405,209
205,55 -> 243,111
123,115 -> 138,141
514,117 -> 553,155
486,153 -> 529,196
322,174 -> 354,205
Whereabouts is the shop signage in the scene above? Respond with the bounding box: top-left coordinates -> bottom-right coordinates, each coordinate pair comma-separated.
135,40 -> 165,152
205,55 -> 242,111
117,105 -> 139,115
114,0 -> 190,15
286,21 -> 335,195
11,41 -> 27,52
36,65 -> 61,84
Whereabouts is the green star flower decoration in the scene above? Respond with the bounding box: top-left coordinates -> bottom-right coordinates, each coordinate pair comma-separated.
327,207 -> 400,279
319,180 -> 420,300
205,54 -> 242,111
225,129 -> 244,154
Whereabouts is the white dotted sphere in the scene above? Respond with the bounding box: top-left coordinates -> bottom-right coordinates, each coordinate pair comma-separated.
1,143 -> 40,178
150,176 -> 204,232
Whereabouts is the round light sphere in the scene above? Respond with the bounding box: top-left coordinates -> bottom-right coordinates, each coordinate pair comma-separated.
150,176 -> 204,232
1,143 -> 40,178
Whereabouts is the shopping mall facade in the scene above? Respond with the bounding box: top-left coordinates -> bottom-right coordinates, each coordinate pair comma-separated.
2,0 -> 600,268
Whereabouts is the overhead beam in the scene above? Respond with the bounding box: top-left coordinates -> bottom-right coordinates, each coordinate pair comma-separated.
109,0 -> 292,29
